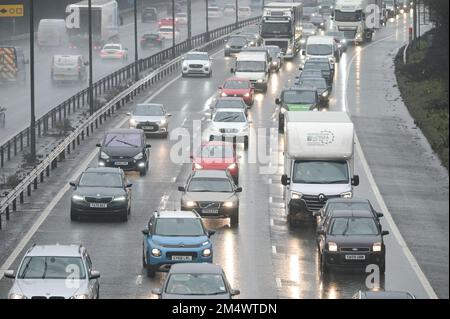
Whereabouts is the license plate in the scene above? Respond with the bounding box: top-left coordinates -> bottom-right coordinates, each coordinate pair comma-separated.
142,126 -> 156,130
171,255 -> 192,261
90,203 -> 107,208
203,209 -> 219,215
345,255 -> 366,260
114,162 -> 128,166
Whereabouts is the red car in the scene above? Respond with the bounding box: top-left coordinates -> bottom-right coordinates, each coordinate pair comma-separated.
191,142 -> 239,184
158,18 -> 175,28
218,77 -> 254,106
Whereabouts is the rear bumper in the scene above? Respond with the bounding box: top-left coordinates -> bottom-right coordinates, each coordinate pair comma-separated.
323,251 -> 385,269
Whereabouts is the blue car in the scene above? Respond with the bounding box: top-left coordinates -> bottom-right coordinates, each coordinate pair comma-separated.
142,210 -> 215,278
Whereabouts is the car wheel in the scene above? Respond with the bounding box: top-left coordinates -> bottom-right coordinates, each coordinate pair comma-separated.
207,71 -> 212,78
244,136 -> 249,151
147,265 -> 156,278
70,210 -> 79,221
379,259 -> 386,274
140,167 -> 147,176
320,254 -> 330,274
182,73 -> 186,78
233,176 -> 239,186
230,210 -> 239,227
287,214 -> 296,228
278,118 -> 284,133
121,210 -> 128,222
142,247 -> 147,268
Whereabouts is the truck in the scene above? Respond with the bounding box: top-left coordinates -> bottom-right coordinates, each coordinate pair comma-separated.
261,2 -> 303,59
332,0 -> 383,44
66,0 -> 120,50
281,112 -> 360,226
0,46 -> 28,85
231,51 -> 270,93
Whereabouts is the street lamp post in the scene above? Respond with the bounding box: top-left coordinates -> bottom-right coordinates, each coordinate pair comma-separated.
29,0 -> 36,163
172,0 -> 176,58
187,0 -> 192,49
206,0 -> 210,42
88,0 -> 94,116
235,0 -> 238,28
134,0 -> 139,82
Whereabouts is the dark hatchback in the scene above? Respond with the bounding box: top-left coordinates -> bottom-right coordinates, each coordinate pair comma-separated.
69,167 -> 132,221
296,76 -> 330,105
224,35 -> 249,57
97,129 -> 151,176
210,97 -> 249,117
141,33 -> 164,49
142,7 -> 158,22
317,210 -> 389,274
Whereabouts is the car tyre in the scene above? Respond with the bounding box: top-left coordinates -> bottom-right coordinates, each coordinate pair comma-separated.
278,118 -> 284,133
121,210 -> 128,222
230,210 -> 239,227
140,166 -> 147,176
379,259 -> 386,274
147,265 -> 156,278
244,136 -> 249,151
70,209 -> 79,221
320,254 -> 330,274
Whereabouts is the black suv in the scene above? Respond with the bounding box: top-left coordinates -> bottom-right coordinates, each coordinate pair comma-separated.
97,128 -> 151,176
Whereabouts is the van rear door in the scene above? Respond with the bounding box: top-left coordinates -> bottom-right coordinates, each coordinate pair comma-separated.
0,47 -> 18,83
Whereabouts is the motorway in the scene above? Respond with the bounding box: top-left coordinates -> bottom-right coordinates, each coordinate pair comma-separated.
0,10 -> 447,299
0,0 -> 260,145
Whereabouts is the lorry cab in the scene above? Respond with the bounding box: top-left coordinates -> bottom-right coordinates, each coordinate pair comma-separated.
281,112 -> 360,226
0,46 -> 28,84
231,51 -> 270,93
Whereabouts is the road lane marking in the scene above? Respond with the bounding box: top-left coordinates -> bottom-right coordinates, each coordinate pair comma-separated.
272,245 -> 277,254
344,31 -> 438,299
276,278 -> 282,288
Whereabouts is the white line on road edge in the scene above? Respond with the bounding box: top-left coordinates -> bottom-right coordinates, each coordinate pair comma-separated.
344,31 -> 438,299
275,278 -> 282,288
272,245 -> 277,254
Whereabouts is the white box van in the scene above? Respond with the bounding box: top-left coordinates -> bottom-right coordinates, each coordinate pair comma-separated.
37,19 -> 68,48
231,51 -> 270,92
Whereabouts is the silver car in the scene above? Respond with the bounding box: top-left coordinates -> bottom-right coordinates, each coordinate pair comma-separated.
51,55 -> 87,84
128,103 -> 172,138
4,244 -> 100,299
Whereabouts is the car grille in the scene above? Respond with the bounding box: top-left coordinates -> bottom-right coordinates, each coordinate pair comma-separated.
31,296 -> 65,299
85,197 -> 113,203
189,64 -> 203,69
339,29 -> 357,40
111,156 -> 132,160
230,46 -> 242,50
340,247 -> 371,252
166,251 -> 198,259
198,201 -> 221,209
302,195 -> 340,212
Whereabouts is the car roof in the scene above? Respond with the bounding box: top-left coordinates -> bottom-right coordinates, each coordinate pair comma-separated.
155,210 -> 201,219
105,128 -> 143,134
26,244 -> 83,257
85,167 -> 122,174
192,170 -> 230,179
215,97 -> 245,102
299,76 -> 327,82
136,103 -> 163,108
327,198 -> 371,205
306,57 -> 331,63
169,263 -> 223,274
288,86 -> 318,92
330,209 -> 376,219
224,77 -> 250,82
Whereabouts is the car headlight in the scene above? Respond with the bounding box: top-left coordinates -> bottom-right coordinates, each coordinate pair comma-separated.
100,151 -> 109,160
322,91 -> 329,98
280,106 -> 287,114
202,248 -> 212,257
129,118 -> 137,126
9,293 -> 27,299
223,201 -> 235,208
340,192 -> 353,198
272,61 -> 278,65
112,195 -> 127,202
257,79 -> 264,83
151,248 -> 162,257
72,194 -> 84,202
184,200 -> 197,207
227,163 -> 237,170
286,48 -> 293,54
221,92 -> 228,97
71,294 -> 89,299
134,152 -> 144,160
244,92 -> 250,97
373,242 -> 383,252
194,163 -> 203,170
300,39 -> 306,44
328,242 -> 338,252
225,44 -> 230,48
291,192 -> 303,200
160,118 -> 167,125
341,39 -> 347,44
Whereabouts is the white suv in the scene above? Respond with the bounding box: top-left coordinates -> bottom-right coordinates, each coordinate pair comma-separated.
4,244 -> 100,299
182,51 -> 213,77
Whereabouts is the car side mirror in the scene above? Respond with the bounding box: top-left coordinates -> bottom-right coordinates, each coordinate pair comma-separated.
275,98 -> 281,105
376,212 -> 384,218
89,270 -> 101,280
152,288 -> 162,296
178,186 -> 185,192
146,144 -> 152,148
126,183 -> 133,188
208,230 -> 216,237
281,174 -> 290,186
167,113 -> 172,117
69,181 -> 77,187
235,187 -> 243,193
381,230 -> 390,236
142,228 -> 150,236
4,270 -> 15,279
230,289 -> 240,296
352,175 -> 360,186
96,143 -> 102,147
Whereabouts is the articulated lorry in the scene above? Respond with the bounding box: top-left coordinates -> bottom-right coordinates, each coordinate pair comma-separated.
332,0 -> 383,44
281,112 -> 360,226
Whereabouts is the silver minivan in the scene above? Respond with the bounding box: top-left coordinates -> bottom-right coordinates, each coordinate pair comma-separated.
51,55 -> 88,84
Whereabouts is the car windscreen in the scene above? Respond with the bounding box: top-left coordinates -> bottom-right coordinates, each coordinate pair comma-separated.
228,37 -> 247,46
186,53 -> 208,60
307,44 -> 333,56
79,172 -> 123,187
261,23 -> 291,36
236,61 -> 265,72
208,7 -> 219,12
187,177 -> 233,192
302,23 -> 316,30
223,80 -> 249,89
283,90 -> 317,104
154,218 -> 205,236
18,257 -> 86,279
103,45 -> 121,50
334,10 -> 363,22
166,274 -> 227,295
299,78 -> 327,90
104,133 -> 141,148
213,111 -> 246,123
134,104 -> 164,116
159,27 -> 173,32
214,99 -> 245,109
292,161 -> 349,184
267,47 -> 281,57
329,217 -> 379,236
198,145 -> 234,158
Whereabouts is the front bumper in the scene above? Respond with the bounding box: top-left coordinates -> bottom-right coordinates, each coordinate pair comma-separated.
132,122 -> 168,134
98,158 -> 146,171
181,205 -> 238,219
182,67 -> 210,76
323,251 -> 385,270
71,201 -> 128,216
148,247 -> 213,269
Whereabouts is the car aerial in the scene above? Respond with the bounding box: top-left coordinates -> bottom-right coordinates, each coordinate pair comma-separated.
317,209 -> 390,274
175,12 -> 188,26
296,76 -> 330,106
51,55 -> 87,85
128,103 -> 172,137
326,30 -> 348,52
223,4 -> 236,16
69,167 -> 132,221
179,170 -> 242,226
218,77 -> 254,106
141,33 -> 164,49
96,128 -> 151,176
204,108 -> 251,150
238,6 -> 252,18
352,290 -> 416,299
191,141 -> 239,184
276,87 -> 320,132
99,43 -> 128,62
208,6 -> 223,18
152,263 -> 240,299
4,244 -> 100,299
300,22 -> 318,45
301,57 -> 334,86
142,7 -> 158,22
182,51 -> 213,78
314,198 -> 385,229
224,35 -> 249,57
158,25 -> 180,41
310,15 -> 326,30
266,45 -> 283,72
141,210 -> 215,278
210,97 -> 249,117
